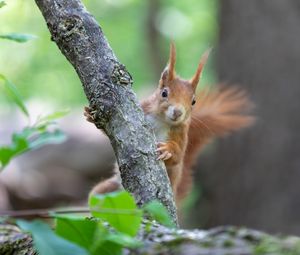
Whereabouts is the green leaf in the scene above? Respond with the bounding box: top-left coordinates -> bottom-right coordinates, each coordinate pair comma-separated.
55,215 -> 104,252
55,214 -> 141,254
17,220 -> 88,255
0,132 -> 29,168
93,241 -> 122,255
89,191 -> 142,236
0,127 -> 66,169
0,147 -> 18,168
0,33 -> 37,43
106,232 -> 142,248
38,110 -> 70,124
28,130 -> 66,149
0,1 -> 6,8
143,200 -> 175,228
0,74 -> 29,117
34,110 -> 69,133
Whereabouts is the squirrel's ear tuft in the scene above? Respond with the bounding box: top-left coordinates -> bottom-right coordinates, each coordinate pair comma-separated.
190,48 -> 211,90
160,42 -> 176,83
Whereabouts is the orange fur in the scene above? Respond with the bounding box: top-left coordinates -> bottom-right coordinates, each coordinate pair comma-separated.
91,175 -> 121,194
88,43 -> 254,204
190,48 -> 211,90
177,86 -> 255,200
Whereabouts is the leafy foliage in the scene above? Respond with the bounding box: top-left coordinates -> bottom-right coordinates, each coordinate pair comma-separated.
143,200 -> 175,228
0,1 -> 5,8
0,75 -> 68,169
17,191 -> 174,255
0,74 -> 29,116
0,6 -> 37,43
17,220 -> 88,255
55,214 -> 142,255
0,108 -> 68,169
0,13 -> 66,170
55,215 -> 107,254
0,33 -> 37,43
0,125 -> 66,169
89,191 -> 142,236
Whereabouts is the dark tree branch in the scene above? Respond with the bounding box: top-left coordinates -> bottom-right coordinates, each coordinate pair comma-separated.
146,0 -> 165,78
34,0 -> 177,224
0,208 -> 89,219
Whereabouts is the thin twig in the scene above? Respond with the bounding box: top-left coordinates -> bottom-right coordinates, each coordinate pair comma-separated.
0,208 -> 90,218
0,207 -> 142,219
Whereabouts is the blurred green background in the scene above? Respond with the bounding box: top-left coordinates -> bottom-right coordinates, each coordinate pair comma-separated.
0,0 -> 218,108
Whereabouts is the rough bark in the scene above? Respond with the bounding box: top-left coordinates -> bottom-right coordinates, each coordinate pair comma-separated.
2,223 -> 300,255
34,0 -> 177,224
0,224 -> 36,255
191,0 -> 300,234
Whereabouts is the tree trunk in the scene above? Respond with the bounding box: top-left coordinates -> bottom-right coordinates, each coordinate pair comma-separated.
193,0 -> 300,235
34,0 -> 177,224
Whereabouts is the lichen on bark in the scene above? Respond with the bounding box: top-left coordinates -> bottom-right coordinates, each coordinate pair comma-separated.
2,222 -> 300,255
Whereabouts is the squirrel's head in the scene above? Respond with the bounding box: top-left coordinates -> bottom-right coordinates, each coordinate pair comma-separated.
156,43 -> 210,126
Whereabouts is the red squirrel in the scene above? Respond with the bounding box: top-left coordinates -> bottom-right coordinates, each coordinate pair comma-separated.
86,43 -> 254,202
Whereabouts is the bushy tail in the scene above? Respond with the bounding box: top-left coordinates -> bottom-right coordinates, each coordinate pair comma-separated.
177,85 -> 255,200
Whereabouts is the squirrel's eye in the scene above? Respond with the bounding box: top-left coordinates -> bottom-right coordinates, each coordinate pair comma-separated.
161,89 -> 168,98
192,96 -> 196,106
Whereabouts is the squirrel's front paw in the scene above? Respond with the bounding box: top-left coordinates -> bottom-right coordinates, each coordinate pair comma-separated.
84,106 -> 97,123
156,142 -> 172,161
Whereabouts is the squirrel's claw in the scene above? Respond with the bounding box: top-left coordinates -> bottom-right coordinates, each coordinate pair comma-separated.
156,142 -> 172,160
157,151 -> 172,161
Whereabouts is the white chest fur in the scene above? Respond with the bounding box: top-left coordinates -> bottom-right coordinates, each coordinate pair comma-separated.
145,114 -> 169,142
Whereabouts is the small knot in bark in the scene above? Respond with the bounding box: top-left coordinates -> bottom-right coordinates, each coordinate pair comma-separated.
111,63 -> 133,86
87,103 -> 110,130
89,84 -> 119,130
51,15 -> 85,43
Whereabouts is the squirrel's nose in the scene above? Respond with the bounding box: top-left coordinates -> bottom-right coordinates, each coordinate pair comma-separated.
173,108 -> 183,119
